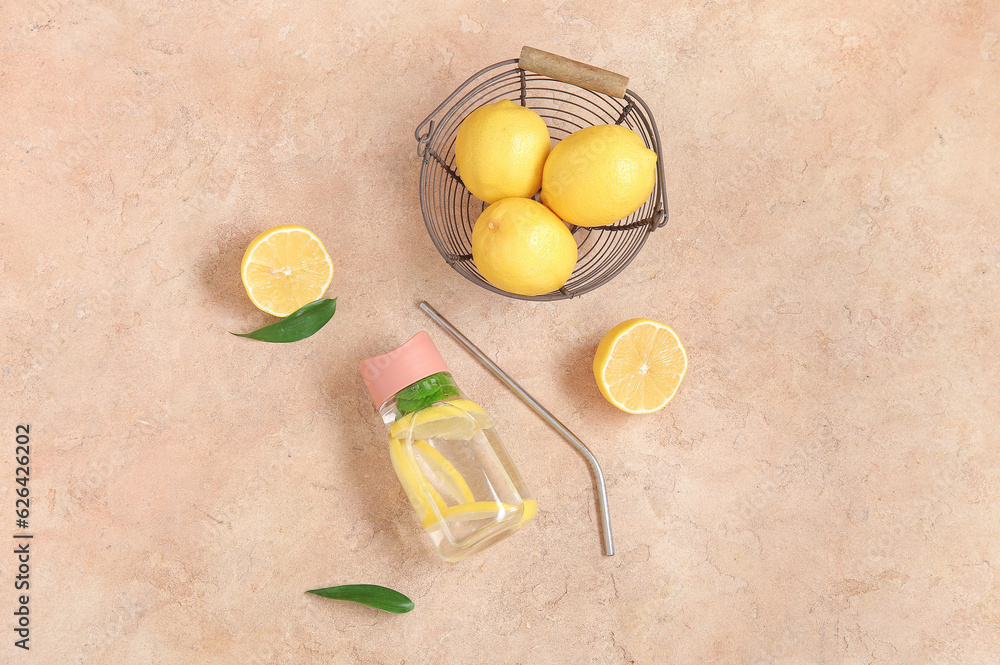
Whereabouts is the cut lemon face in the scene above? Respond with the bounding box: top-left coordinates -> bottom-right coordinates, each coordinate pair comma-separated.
240,225 -> 334,317
593,318 -> 688,414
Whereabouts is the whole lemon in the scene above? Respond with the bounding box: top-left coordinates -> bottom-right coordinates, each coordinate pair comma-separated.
541,125 -> 657,228
456,100 -> 551,204
471,198 -> 578,296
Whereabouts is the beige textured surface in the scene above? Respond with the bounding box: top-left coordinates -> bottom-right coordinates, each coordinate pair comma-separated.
2,1 -> 999,663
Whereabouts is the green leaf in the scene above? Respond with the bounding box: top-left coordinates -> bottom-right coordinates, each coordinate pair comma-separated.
306,584 -> 414,613
395,372 -> 459,416
231,298 -> 337,343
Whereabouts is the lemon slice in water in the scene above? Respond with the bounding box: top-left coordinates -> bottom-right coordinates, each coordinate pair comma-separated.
435,501 -> 516,524
387,399 -> 531,530
389,404 -> 475,441
389,438 -> 447,523
389,399 -> 492,441
519,499 -> 538,524
445,399 -> 493,429
429,500 -> 537,527
412,440 -> 475,504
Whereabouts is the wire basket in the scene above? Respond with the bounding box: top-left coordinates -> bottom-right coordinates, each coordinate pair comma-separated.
414,47 -> 669,301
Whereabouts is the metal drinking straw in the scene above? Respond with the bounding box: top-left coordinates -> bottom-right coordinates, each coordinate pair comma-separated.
419,301 -> 614,556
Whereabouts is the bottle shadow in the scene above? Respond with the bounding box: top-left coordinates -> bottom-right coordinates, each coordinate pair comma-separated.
321,362 -> 436,565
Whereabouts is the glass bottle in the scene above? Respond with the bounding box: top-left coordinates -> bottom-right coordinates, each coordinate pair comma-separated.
360,331 -> 536,561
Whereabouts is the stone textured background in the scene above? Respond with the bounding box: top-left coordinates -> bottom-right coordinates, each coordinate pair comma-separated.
2,1 -> 999,663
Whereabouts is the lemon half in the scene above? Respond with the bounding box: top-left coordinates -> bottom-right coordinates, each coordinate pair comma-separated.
593,318 -> 687,414
240,225 -> 334,317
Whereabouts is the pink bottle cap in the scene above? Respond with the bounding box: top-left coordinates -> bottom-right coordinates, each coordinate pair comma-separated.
359,331 -> 450,408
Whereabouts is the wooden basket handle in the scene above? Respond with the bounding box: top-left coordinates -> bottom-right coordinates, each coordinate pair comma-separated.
518,46 -> 629,98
